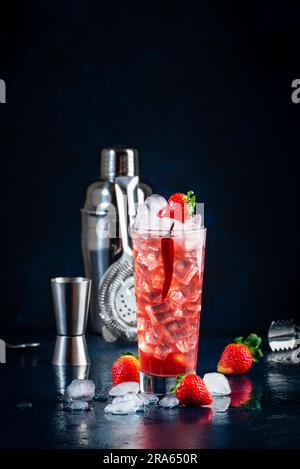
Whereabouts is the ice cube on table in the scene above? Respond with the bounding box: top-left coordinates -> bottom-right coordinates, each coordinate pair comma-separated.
104,396 -> 145,415
203,396 -> 231,413
64,400 -> 89,413
139,392 -> 159,405
158,393 -> 180,408
211,396 -> 231,412
112,392 -> 142,405
203,373 -> 231,396
65,379 -> 95,401
109,381 -> 140,397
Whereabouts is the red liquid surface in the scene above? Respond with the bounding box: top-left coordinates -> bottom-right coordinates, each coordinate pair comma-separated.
133,231 -> 205,377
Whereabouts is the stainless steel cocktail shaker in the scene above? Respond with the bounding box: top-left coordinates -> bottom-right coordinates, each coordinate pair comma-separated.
81,148 -> 152,334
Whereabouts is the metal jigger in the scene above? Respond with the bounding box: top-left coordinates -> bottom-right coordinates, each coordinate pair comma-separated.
51,277 -> 91,366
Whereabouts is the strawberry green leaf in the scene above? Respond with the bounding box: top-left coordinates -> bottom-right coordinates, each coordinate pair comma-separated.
170,374 -> 185,392
235,336 -> 244,344
176,374 -> 185,383
234,333 -> 263,362
250,348 -> 264,363
245,333 -> 261,349
121,352 -> 139,360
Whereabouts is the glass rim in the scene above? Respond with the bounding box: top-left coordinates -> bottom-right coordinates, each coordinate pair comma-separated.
51,277 -> 91,284
131,226 -> 207,234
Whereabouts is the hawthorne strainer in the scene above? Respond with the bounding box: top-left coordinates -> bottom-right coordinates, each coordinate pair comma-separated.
98,176 -> 139,341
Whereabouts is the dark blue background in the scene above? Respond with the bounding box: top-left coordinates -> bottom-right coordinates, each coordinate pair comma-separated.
0,1 -> 298,332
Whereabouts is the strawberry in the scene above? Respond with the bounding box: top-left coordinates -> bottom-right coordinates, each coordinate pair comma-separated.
111,352 -> 140,386
173,373 -> 213,407
217,333 -> 263,375
158,190 -> 196,223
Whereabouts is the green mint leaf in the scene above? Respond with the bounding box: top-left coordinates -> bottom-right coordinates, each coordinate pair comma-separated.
185,190 -> 196,215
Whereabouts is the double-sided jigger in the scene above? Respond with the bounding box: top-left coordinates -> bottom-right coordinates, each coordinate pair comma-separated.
51,277 -> 91,366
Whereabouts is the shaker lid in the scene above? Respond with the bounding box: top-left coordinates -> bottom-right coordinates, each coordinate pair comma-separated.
82,148 -> 140,212
101,148 -> 139,181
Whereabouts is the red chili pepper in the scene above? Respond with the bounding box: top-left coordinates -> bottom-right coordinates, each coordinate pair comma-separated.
161,224 -> 174,300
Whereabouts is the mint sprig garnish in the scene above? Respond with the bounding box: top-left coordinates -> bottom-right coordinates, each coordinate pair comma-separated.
184,190 -> 196,216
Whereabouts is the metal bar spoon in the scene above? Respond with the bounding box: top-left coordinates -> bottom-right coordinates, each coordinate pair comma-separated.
6,342 -> 40,349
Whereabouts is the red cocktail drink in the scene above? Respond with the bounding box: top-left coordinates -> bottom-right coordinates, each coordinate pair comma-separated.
132,226 -> 206,385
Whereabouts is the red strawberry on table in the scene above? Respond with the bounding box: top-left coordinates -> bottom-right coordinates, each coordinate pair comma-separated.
111,352 -> 140,386
173,373 -> 213,407
217,333 -> 263,375
158,191 -> 196,223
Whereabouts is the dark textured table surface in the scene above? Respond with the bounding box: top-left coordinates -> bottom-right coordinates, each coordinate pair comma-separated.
0,329 -> 299,449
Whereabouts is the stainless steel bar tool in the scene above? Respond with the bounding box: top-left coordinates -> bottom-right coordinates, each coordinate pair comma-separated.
267,347 -> 300,364
98,176 -> 139,342
6,342 -> 40,349
81,148 -> 152,334
268,319 -> 300,351
51,277 -> 91,366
